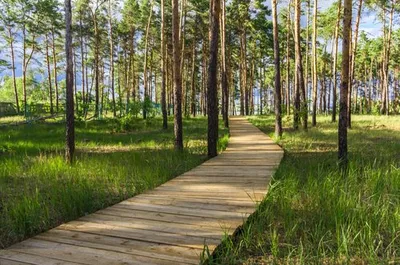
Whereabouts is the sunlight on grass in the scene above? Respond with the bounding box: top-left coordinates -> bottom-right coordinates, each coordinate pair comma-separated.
0,116 -> 229,248
205,115 -> 400,264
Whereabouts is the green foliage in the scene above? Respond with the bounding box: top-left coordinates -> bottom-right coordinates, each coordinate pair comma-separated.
0,75 -> 38,103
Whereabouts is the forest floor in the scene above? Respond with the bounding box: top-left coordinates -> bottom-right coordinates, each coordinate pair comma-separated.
0,116 -> 229,249
207,115 -> 400,264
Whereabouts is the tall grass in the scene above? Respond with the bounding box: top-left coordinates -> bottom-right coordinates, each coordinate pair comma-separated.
206,115 -> 400,264
0,116 -> 229,248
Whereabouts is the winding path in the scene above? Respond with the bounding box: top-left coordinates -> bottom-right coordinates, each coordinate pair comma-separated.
0,117 -> 283,265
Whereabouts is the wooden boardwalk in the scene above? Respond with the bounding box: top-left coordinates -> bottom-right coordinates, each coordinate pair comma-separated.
0,117 -> 283,265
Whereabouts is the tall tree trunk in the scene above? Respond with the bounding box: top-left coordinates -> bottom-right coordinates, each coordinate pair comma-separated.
79,18 -> 85,108
331,0 -> 341,122
294,0 -> 306,129
22,26 -> 27,116
240,29 -> 246,115
8,28 -> 20,113
220,0 -> 228,127
161,0 -> 168,129
339,0 -> 352,167
46,34 -> 54,114
381,0 -> 395,115
65,0 -> 75,163
91,12 -> 100,118
51,28 -> 59,113
74,50 -> 78,113
143,0 -> 154,119
311,0 -> 318,126
179,0 -> 187,115
286,2 -> 291,115
172,0 -> 183,150
22,26 -> 35,117
190,41 -> 197,117
108,0 -> 116,117
305,0 -> 310,110
272,0 -> 282,137
348,0 -> 362,127
207,0 -> 220,158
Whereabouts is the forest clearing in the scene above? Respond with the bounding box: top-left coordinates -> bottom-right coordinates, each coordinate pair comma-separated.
0,0 -> 400,263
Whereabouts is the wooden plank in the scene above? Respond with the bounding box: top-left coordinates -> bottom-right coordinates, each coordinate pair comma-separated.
115,201 -> 250,219
141,189 -> 267,201
0,249 -> 81,265
59,221 -> 222,249
10,239 -> 181,265
134,193 -> 259,207
78,213 -> 229,237
95,207 -> 242,228
35,229 -> 199,264
125,196 -> 257,213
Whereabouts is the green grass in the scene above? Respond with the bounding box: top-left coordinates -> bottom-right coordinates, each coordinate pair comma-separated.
205,115 -> 400,264
0,116 -> 229,248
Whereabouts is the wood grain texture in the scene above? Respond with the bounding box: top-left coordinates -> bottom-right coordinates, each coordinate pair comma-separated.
0,117 -> 283,264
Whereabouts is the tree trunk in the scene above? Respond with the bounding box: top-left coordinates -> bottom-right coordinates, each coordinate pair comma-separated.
331,0 -> 341,122
381,0 -> 395,115
79,18 -> 85,108
294,0 -> 306,129
220,0 -> 228,127
8,28 -> 20,113
161,0 -> 168,128
311,0 -> 318,126
172,0 -> 183,150
339,0 -> 352,167
272,0 -> 282,137
240,29 -> 246,115
207,0 -> 220,158
286,2 -> 291,116
305,0 -> 310,111
51,28 -> 59,113
65,0 -> 75,163
143,0 -> 154,119
46,34 -> 54,114
108,0 -> 116,117
190,41 -> 197,117
348,0 -> 363,127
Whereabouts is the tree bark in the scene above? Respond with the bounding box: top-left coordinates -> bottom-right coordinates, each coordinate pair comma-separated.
65,0 -> 75,163
79,18 -> 85,107
108,0 -> 116,117
240,29 -> 246,115
331,0 -> 341,122
272,0 -> 282,138
161,0 -> 168,128
207,0 -> 220,158
190,41 -> 197,117
220,0 -> 228,127
8,27 -> 20,113
172,0 -> 183,150
311,0 -> 318,126
294,0 -> 306,129
339,0 -> 352,167
348,0 -> 363,127
46,34 -> 54,114
286,2 -> 291,116
143,0 -> 154,119
51,28 -> 59,113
